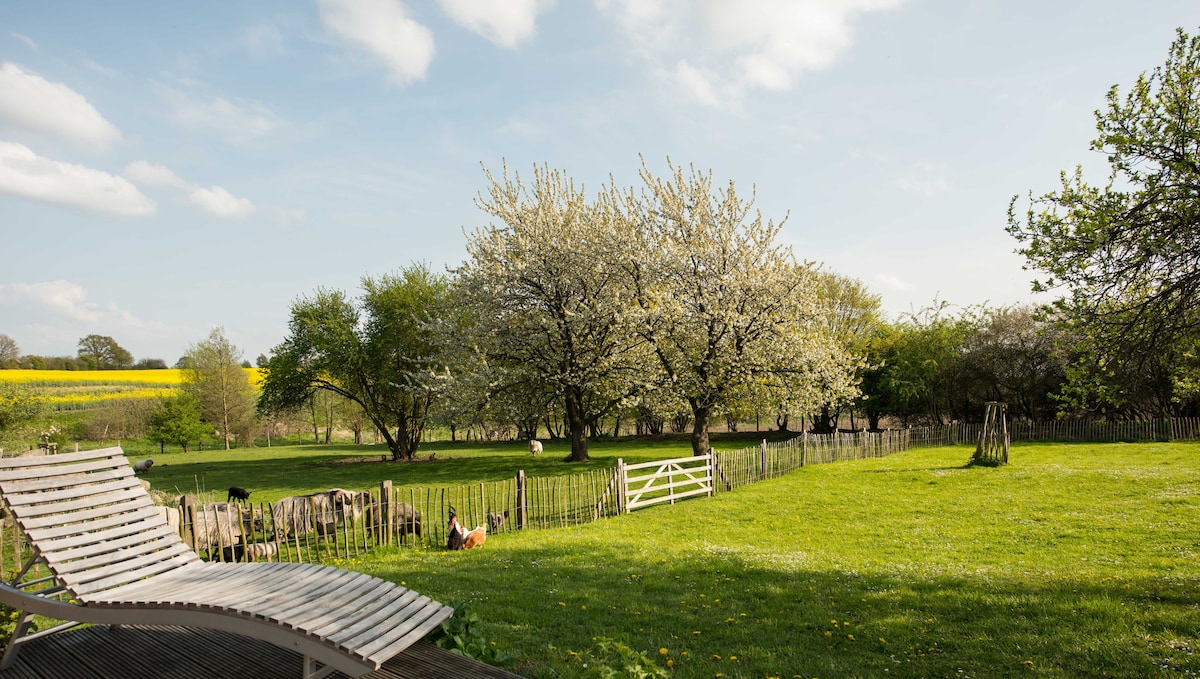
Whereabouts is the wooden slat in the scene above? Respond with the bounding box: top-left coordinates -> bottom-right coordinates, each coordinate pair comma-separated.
353,596 -> 442,659
364,603 -> 455,665
73,552 -> 199,597
307,579 -> 404,637
14,488 -> 146,518
6,476 -> 143,506
326,590 -> 421,646
0,446 -> 123,469
27,504 -> 161,541
41,517 -> 169,558
1,467 -> 134,494
0,456 -> 128,481
267,572 -> 380,626
69,543 -> 195,585
52,529 -> 186,574
19,496 -> 155,530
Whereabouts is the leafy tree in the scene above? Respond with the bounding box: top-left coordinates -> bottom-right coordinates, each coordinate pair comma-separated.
146,394 -> 208,452
260,263 -> 451,461
1008,27 -> 1200,410
77,334 -> 134,370
0,334 -> 19,368
809,272 -> 881,433
456,164 -> 653,462
0,383 -> 44,433
133,358 -> 168,369
181,327 -> 257,450
609,159 -> 856,455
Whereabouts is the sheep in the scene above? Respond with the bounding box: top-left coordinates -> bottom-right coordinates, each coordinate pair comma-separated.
156,505 -> 181,534
487,510 -> 509,532
529,439 -> 543,456
189,502 -> 262,555
132,459 -> 154,474
220,540 -> 278,562
365,499 -> 422,538
272,490 -> 354,539
227,486 -> 251,503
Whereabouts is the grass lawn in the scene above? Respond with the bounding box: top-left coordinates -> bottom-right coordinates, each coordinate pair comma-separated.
129,435 -> 724,502
329,442 -> 1200,678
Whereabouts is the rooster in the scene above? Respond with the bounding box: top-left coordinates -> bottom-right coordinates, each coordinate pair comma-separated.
447,506 -> 467,550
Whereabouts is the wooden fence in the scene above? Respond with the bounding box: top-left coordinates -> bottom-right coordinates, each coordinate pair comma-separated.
5,416 -> 1200,573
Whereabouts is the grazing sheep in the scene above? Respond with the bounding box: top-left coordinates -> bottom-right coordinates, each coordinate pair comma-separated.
220,540 -> 278,562
487,510 -> 509,532
227,486 -> 251,503
529,440 -> 543,456
365,499 -> 422,538
190,502 -> 262,555
272,490 -> 354,538
132,459 -> 154,474
463,525 -> 487,549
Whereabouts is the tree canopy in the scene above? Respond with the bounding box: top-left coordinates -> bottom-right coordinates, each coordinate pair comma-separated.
181,327 -> 257,450
1008,27 -> 1200,412
77,334 -> 133,370
259,263 -> 451,460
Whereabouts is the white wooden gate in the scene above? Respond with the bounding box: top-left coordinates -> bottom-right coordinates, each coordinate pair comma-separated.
620,454 -> 713,512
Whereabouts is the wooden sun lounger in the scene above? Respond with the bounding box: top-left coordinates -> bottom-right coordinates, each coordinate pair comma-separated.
0,446 -> 454,679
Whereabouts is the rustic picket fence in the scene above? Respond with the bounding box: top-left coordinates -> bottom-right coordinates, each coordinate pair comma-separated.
6,416 -> 1200,574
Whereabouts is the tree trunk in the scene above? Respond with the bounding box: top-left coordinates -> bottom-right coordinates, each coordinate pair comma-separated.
690,403 -> 712,456
563,388 -> 589,461
776,412 -> 789,432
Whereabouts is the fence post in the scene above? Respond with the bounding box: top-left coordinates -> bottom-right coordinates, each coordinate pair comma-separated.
616,459 -> 627,514
181,494 -> 198,553
379,480 -> 393,547
760,439 -> 767,480
707,454 -> 715,497
801,431 -> 808,466
516,470 -> 527,530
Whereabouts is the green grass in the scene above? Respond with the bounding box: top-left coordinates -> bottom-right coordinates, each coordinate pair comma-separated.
324,442 -> 1200,678
130,434 -> 750,502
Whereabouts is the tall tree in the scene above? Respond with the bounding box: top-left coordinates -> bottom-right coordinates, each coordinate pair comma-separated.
77,334 -> 134,369
1008,27 -> 1200,408
181,327 -> 256,450
0,334 -> 19,368
456,163 -> 654,462
146,393 -> 208,453
260,263 -> 451,460
610,159 -> 856,455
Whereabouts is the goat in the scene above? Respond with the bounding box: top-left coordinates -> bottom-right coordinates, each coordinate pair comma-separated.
132,459 -> 154,474
529,439 -> 543,456
227,486 -> 251,503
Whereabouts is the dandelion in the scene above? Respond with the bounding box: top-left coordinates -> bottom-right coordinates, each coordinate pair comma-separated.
660,648 -> 668,655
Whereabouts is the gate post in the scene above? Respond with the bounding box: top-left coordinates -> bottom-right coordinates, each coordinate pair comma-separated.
516,470 -> 527,530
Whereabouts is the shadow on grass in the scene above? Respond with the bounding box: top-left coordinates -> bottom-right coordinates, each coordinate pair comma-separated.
364,537 -> 1200,679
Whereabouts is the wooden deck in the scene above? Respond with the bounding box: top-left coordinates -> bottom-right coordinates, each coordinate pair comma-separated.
1,625 -> 524,679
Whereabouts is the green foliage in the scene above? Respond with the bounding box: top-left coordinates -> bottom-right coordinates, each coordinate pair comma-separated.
428,600 -> 516,668
572,637 -> 670,678
77,334 -> 134,370
182,327 -> 257,450
0,383 -> 45,433
260,263 -> 452,461
147,394 -> 208,452
1008,27 -> 1200,416
0,604 -> 34,639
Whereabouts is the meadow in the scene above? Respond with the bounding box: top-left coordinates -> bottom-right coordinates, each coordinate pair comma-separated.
299,441 -> 1200,679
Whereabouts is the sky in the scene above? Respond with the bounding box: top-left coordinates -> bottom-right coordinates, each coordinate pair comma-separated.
1,1 -> 1197,365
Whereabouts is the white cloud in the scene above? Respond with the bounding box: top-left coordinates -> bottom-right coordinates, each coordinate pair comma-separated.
674,61 -> 721,108
595,0 -> 901,107
874,273 -> 908,290
123,160 -> 189,189
189,186 -> 255,219
0,63 -> 122,149
0,280 -> 143,326
10,33 -> 37,50
896,162 -> 949,196
437,0 -> 554,49
0,141 -> 154,217
318,0 -> 435,86
124,159 -> 256,219
161,86 -> 288,145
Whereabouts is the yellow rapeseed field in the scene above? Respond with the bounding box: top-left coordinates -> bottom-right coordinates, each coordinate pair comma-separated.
0,369 -> 262,409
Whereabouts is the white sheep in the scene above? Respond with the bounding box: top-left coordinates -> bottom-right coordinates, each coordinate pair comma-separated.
132,459 -> 154,474
529,439 -> 543,456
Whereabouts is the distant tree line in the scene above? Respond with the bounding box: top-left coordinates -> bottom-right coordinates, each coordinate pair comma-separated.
0,333 -> 168,370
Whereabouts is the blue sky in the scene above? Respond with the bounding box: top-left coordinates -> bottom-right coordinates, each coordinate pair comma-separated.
1,1 -> 1197,364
